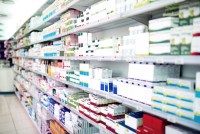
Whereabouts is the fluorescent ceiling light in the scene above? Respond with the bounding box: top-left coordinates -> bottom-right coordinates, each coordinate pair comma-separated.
0,14 -> 7,17
0,0 -> 15,4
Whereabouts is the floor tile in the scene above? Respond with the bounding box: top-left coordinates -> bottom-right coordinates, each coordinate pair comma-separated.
0,122 -> 16,133
0,105 -> 10,116
14,119 -> 35,130
12,112 -> 29,122
0,95 -> 38,133
17,127 -> 39,134
0,130 -> 17,134
0,114 -> 13,124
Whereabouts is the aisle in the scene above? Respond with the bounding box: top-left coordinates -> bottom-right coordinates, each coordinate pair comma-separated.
0,95 -> 39,134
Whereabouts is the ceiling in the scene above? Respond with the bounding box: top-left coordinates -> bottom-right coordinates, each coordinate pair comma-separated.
0,0 -> 46,40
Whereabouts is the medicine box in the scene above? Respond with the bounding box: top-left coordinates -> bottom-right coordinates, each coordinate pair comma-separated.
170,27 -> 181,55
194,98 -> 200,123
167,78 -> 195,90
177,109 -> 194,120
116,121 -> 137,134
100,78 -> 113,93
143,114 -> 167,134
180,26 -> 192,55
125,112 -> 143,130
149,17 -> 179,32
116,79 -> 152,105
179,4 -> 190,26
196,72 -> 200,98
189,1 -> 200,25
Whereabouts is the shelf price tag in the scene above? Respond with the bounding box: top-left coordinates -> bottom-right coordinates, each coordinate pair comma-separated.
111,57 -> 115,61
97,57 -> 102,61
156,58 -> 164,64
125,56 -> 132,62
136,105 -> 143,111
106,94 -> 110,99
166,115 -> 177,123
175,58 -> 184,65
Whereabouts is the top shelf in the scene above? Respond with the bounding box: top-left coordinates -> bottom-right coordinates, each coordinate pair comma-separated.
14,0 -> 185,42
15,0 -> 100,40
11,0 -> 54,40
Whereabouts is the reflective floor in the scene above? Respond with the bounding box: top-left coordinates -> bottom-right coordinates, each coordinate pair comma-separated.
0,95 -> 38,134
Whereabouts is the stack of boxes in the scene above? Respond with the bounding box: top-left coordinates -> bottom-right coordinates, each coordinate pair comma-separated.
76,33 -> 93,56
41,41 -> 63,57
149,17 -> 179,55
62,34 -> 79,57
152,77 -> 196,121
45,96 -> 100,133
49,120 -> 66,134
113,62 -> 180,105
79,94 -> 125,133
42,21 -> 61,39
195,72 -> 200,123
122,25 -> 148,56
137,114 -> 168,134
105,104 -> 128,133
79,63 -> 92,88
115,111 -> 143,134
59,107 -> 71,126
65,111 -> 99,134
29,32 -> 43,43
94,37 -> 122,57
89,67 -> 112,91
67,92 -> 89,109
60,9 -> 81,33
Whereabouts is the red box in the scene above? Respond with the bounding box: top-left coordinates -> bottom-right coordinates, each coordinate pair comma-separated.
143,114 -> 153,128
152,117 -> 166,134
137,126 -> 143,134
143,127 -> 153,134
143,114 -> 167,134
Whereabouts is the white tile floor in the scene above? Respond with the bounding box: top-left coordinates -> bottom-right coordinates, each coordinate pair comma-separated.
0,95 -> 39,134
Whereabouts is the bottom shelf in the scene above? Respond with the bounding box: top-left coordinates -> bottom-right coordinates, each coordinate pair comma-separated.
41,105 -> 73,134
15,91 -> 41,134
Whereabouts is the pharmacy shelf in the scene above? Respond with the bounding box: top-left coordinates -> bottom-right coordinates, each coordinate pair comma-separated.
42,106 -> 73,134
13,55 -> 200,65
14,63 -> 200,131
15,89 -> 41,134
13,0 -> 185,49
15,0 -> 100,41
14,79 -> 40,102
15,67 -> 112,134
15,68 -> 112,134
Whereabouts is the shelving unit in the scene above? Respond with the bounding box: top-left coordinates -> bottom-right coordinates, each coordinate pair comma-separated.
14,69 -> 113,134
10,0 -> 200,133
13,0 -> 184,50
13,63 -> 200,131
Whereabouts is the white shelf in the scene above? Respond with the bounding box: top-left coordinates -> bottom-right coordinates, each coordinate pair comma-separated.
13,0 -> 185,49
13,55 -> 200,65
15,68 -> 112,134
14,79 -> 40,102
15,0 -> 100,41
13,63 -> 200,132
